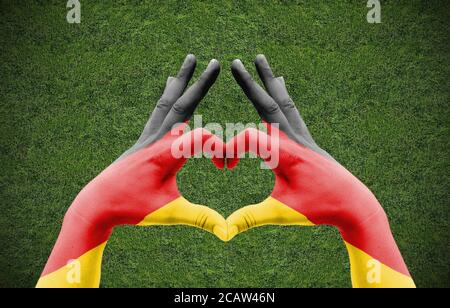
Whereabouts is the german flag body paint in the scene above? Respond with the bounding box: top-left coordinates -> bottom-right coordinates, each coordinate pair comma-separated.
270,138 -> 415,288
37,128 -> 226,288
37,55 -> 225,288
226,128 -> 415,288
228,55 -> 415,288
270,193 -> 416,288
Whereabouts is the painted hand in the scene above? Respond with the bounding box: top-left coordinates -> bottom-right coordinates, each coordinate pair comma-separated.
225,55 -> 415,288
37,55 -> 227,288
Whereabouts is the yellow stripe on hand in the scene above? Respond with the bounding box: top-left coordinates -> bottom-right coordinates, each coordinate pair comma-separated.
137,197 -> 228,241
345,242 -> 416,288
36,242 -> 107,288
226,197 -> 314,241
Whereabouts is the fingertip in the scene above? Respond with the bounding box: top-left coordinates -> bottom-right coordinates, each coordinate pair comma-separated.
200,59 -> 220,84
185,53 -> 196,63
166,76 -> 175,87
277,76 -> 285,86
231,60 -> 254,87
255,54 -> 276,82
209,58 -> 219,66
177,54 -> 197,80
231,59 -> 244,71
212,158 -> 225,170
183,54 -> 197,69
213,225 -> 228,242
225,138 -> 240,169
227,225 -> 239,241
207,59 -> 221,75
226,158 -> 239,170
255,54 -> 267,65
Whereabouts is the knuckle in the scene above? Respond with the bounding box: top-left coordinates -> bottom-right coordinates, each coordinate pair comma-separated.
195,210 -> 209,229
171,101 -> 187,115
156,97 -> 171,109
264,101 -> 280,114
279,97 -> 295,109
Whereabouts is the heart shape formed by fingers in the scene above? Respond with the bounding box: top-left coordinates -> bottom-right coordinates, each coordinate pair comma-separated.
222,126 -> 315,242
37,55 -> 415,289
176,123 -> 352,243
130,125 -> 230,242
171,124 -> 309,242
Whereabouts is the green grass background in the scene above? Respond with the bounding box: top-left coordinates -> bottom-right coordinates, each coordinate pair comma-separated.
0,0 -> 449,288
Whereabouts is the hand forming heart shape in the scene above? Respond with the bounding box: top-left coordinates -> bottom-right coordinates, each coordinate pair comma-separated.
37,54 -> 415,288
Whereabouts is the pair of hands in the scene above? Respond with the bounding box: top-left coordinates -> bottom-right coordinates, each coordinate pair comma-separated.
63,54 -> 375,242
38,54 -> 414,288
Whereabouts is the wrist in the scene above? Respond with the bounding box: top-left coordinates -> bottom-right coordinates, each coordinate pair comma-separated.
41,208 -> 112,278
331,176 -> 384,232
338,206 -> 411,278
339,206 -> 388,244
68,181 -> 119,231
65,206 -> 112,239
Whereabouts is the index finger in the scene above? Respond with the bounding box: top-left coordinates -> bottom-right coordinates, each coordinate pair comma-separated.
231,59 -> 294,136
157,59 -> 221,137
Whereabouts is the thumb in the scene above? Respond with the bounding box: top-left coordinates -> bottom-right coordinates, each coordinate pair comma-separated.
138,197 -> 228,241
226,197 -> 314,241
